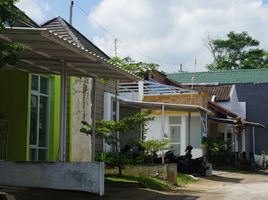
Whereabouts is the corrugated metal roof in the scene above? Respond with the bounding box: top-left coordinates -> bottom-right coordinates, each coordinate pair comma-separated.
168,68 -> 268,84
190,85 -> 232,102
42,17 -> 109,59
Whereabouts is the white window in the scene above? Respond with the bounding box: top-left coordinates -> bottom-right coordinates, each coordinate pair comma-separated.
29,75 -> 50,161
168,116 -> 181,155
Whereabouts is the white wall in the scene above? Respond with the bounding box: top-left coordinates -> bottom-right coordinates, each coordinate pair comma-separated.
146,114 -> 203,158
71,78 -> 92,161
219,85 -> 246,118
0,161 -> 105,196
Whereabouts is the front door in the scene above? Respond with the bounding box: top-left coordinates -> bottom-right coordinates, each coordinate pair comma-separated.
168,116 -> 182,155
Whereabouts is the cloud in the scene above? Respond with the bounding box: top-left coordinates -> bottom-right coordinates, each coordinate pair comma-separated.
89,0 -> 268,72
16,0 -> 52,24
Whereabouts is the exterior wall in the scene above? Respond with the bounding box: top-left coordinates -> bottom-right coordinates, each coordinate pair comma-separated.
0,71 -> 30,161
144,93 -> 208,108
70,77 -> 92,161
48,75 -> 61,161
0,71 -> 61,161
0,161 -> 105,196
146,112 -> 203,158
219,85 -> 246,118
235,83 -> 268,154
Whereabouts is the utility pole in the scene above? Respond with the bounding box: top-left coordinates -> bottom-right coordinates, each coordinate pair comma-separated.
69,0 -> 74,25
114,38 -> 118,57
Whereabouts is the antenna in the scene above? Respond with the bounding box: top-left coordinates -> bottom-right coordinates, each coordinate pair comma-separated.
69,0 -> 74,25
114,38 -> 118,57
190,58 -> 197,104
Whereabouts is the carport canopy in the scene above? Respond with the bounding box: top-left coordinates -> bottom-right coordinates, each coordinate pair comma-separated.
0,27 -> 140,162
0,27 -> 140,80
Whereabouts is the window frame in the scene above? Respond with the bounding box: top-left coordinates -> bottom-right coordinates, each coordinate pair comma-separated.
29,74 -> 50,161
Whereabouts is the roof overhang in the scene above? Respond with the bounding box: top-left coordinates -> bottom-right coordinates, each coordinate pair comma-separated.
209,116 -> 265,128
0,27 -> 140,80
120,98 -> 212,114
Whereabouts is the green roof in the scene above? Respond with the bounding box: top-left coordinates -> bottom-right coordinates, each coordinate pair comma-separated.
167,68 -> 268,84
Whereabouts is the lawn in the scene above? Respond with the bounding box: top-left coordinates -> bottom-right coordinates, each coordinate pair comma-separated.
176,173 -> 197,187
105,174 -> 171,191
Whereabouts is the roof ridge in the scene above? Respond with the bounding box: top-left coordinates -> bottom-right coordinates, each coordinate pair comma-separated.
169,68 -> 268,75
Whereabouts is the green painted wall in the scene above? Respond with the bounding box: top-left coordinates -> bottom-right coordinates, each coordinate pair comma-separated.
48,75 -> 60,161
0,72 -> 71,161
0,70 -> 30,161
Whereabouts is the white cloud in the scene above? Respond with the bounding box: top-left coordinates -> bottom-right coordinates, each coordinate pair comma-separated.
89,0 -> 268,72
16,0 -> 52,24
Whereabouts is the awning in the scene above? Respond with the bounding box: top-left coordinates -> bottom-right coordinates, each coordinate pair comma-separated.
209,116 -> 265,128
120,98 -> 212,114
0,27 -> 140,80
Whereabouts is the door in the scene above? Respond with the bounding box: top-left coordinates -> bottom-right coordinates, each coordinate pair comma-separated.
168,116 -> 182,156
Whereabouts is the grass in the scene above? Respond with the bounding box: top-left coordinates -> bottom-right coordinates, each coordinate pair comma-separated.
105,174 -> 171,191
176,173 -> 197,187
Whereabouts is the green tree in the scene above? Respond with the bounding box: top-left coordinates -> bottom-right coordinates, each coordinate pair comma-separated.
110,56 -> 159,78
0,0 -> 24,67
80,110 -> 154,175
206,31 -> 268,70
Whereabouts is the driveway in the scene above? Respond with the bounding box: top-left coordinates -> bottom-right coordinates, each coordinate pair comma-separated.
0,170 -> 268,200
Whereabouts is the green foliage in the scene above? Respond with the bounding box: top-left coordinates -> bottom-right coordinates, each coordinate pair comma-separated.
202,136 -> 227,152
0,0 -> 25,67
202,136 -> 235,166
81,110 -> 154,175
138,139 -> 170,163
81,110 -> 154,151
110,56 -> 159,78
206,31 -> 268,70
105,175 -> 171,191
96,152 -> 130,167
176,173 -> 197,187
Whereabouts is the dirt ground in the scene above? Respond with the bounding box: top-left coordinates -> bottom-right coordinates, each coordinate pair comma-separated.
1,170 -> 268,200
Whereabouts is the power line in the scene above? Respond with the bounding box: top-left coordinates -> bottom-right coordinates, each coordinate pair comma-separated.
72,1 -> 180,67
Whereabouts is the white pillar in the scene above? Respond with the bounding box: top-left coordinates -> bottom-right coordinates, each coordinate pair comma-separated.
59,60 -> 68,161
138,81 -> 144,101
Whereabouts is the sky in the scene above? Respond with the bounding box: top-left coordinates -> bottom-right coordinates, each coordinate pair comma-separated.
16,0 -> 268,73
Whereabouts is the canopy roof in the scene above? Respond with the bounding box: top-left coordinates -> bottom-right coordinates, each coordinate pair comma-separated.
120,98 -> 212,114
0,27 -> 140,80
209,116 -> 265,128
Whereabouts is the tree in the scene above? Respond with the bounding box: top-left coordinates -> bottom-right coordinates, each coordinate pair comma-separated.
80,110 -> 154,175
110,56 -> 159,78
205,31 -> 268,70
0,0 -> 24,67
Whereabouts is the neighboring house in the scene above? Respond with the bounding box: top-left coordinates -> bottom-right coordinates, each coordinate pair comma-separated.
119,80 -> 211,159
193,85 -> 247,153
168,69 -> 268,155
0,14 -> 137,163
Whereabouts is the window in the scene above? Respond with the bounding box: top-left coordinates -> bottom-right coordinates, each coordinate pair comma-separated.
30,75 -> 50,161
169,116 -> 182,155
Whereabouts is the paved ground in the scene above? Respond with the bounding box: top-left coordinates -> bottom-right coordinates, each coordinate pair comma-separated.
1,170 -> 268,200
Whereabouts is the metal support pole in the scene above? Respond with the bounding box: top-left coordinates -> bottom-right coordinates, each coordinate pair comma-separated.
115,80 -> 120,152
188,112 -> 191,145
161,105 -> 165,164
59,60 -> 68,161
253,127 -> 255,155
91,78 -> 96,161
